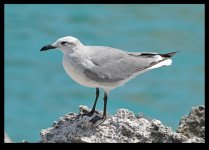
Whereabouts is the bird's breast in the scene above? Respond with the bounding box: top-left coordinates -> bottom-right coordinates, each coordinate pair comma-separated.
62,55 -> 99,88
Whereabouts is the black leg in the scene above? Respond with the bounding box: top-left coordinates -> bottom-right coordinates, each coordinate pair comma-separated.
90,88 -> 99,114
102,92 -> 108,119
89,91 -> 108,124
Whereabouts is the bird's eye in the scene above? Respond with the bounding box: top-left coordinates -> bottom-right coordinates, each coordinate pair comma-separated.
61,41 -> 68,45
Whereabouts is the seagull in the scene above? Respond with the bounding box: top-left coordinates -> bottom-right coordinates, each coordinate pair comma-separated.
40,36 -> 179,123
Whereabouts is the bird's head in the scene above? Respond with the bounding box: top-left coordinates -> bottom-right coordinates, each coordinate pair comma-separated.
40,36 -> 83,53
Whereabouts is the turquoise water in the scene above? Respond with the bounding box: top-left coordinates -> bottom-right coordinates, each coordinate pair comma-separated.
5,4 -> 204,142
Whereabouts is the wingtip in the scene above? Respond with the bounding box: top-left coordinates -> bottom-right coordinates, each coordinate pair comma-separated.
169,51 -> 180,56
161,51 -> 180,58
174,51 -> 181,54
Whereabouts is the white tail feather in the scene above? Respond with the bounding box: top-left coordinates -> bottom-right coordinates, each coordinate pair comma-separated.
148,59 -> 172,70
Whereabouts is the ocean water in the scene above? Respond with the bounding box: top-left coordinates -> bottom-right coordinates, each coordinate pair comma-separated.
5,4 -> 204,142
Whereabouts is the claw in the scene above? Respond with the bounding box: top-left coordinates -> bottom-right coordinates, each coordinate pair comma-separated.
89,115 -> 107,126
80,110 -> 100,118
89,115 -> 103,124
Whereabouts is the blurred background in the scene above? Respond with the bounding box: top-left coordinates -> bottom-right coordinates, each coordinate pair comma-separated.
5,4 -> 204,142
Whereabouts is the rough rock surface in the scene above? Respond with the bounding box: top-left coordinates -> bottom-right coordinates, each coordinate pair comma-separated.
4,132 -> 12,143
176,105 -> 205,139
40,105 -> 205,143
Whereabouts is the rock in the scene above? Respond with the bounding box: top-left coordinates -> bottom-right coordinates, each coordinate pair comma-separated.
4,132 -> 12,143
40,105 -> 205,143
176,105 -> 205,139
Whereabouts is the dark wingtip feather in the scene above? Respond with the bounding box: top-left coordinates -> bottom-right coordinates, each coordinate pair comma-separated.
160,51 -> 180,58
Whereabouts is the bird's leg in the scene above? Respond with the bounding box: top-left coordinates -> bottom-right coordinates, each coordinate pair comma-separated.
89,88 -> 99,114
80,88 -> 99,117
90,92 -> 108,124
102,92 -> 108,119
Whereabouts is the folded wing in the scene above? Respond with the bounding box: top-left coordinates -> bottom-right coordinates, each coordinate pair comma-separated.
82,46 -> 177,83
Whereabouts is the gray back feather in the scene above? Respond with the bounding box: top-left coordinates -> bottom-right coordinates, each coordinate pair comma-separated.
82,46 -> 162,83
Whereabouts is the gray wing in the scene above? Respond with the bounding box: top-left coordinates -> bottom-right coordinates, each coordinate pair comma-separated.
83,46 -> 163,83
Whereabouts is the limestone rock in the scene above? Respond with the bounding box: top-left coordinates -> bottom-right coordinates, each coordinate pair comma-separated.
176,105 -> 205,139
40,105 -> 205,143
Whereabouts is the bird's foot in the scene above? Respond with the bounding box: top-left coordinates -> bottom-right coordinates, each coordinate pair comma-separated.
80,110 -> 100,117
89,115 -> 106,125
82,112 -> 93,117
78,108 -> 106,125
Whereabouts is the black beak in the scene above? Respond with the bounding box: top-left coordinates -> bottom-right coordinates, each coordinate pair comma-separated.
40,44 -> 56,51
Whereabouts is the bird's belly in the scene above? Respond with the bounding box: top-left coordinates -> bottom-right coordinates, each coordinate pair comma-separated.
62,57 -> 99,88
